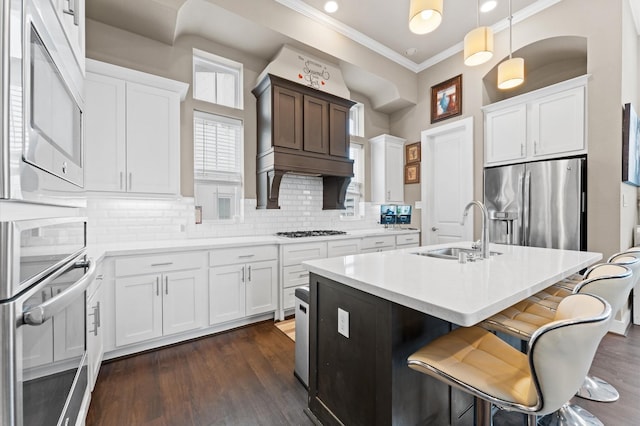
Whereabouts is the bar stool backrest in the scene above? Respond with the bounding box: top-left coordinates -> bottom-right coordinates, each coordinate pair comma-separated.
528,294 -> 611,416
575,263 -> 634,314
608,250 -> 640,287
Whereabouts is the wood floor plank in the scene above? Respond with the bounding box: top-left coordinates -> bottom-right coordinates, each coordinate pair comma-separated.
87,322 -> 640,425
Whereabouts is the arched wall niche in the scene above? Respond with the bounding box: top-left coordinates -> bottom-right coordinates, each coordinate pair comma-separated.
482,36 -> 588,105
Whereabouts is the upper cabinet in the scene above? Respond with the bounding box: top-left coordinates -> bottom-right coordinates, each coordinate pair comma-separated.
370,134 -> 406,204
84,60 -> 189,195
483,75 -> 588,166
252,74 -> 355,209
53,0 -> 85,73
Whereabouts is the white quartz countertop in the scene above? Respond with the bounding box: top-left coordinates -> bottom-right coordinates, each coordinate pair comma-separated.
302,242 -> 602,327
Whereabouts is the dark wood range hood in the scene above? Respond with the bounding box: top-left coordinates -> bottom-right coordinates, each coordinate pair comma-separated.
252,74 -> 355,210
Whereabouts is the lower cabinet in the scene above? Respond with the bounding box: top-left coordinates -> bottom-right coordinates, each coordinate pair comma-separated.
209,260 -> 278,325
360,235 -> 396,253
87,274 -> 104,390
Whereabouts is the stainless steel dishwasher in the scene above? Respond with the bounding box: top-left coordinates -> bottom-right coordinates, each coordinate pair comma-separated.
294,286 -> 309,388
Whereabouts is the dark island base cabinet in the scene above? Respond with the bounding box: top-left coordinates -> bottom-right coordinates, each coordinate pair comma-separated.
308,273 -> 474,426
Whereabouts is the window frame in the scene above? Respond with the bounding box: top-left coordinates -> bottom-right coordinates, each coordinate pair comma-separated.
342,141 -> 365,219
192,48 -> 244,110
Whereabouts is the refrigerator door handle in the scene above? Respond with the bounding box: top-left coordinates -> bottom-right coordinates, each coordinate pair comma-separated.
523,170 -> 531,246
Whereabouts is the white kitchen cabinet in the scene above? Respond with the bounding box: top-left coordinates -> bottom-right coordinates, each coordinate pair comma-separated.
209,246 -> 278,325
54,0 -> 85,73
84,60 -> 188,195
360,235 -> 396,253
370,134 -> 406,204
327,238 -> 361,257
279,242 -> 328,317
396,232 -> 420,249
52,283 -> 85,361
114,253 -> 206,347
86,273 -> 104,390
484,75 -> 587,166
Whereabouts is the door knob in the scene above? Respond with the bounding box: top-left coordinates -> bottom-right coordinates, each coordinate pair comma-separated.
431,227 -> 439,231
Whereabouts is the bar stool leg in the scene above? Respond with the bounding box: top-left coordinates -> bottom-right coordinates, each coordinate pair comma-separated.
474,398 -> 492,426
537,403 -> 604,426
576,375 -> 620,402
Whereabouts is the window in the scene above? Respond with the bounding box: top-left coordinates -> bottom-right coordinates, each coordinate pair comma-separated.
193,111 -> 243,221
349,102 -> 364,137
342,143 -> 364,218
193,49 -> 243,109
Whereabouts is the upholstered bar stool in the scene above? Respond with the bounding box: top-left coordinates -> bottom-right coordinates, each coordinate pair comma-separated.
480,262 -> 633,425
407,294 -> 612,426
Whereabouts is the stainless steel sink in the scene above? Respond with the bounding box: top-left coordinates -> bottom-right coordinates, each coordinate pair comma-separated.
414,247 -> 502,260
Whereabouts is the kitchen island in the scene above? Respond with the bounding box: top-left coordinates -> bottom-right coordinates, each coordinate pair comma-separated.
302,242 -> 601,425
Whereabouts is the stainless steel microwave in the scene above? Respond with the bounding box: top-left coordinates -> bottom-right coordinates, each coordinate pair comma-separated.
1,0 -> 85,207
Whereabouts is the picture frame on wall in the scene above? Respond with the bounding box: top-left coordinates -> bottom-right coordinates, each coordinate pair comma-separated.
622,103 -> 640,186
405,142 -> 421,164
431,74 -> 462,124
405,163 -> 420,184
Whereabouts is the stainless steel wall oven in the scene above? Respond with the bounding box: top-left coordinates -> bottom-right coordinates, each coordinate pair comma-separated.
0,217 -> 95,425
1,0 -> 85,207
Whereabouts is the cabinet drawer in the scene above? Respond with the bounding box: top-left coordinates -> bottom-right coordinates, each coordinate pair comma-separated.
116,252 -> 203,277
209,245 -> 277,267
283,285 -> 307,311
281,242 -> 327,266
361,235 -> 395,250
283,264 -> 311,288
396,233 -> 420,246
327,239 -> 361,257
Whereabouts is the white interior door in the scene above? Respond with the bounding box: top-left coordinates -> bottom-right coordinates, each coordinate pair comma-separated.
421,117 -> 474,245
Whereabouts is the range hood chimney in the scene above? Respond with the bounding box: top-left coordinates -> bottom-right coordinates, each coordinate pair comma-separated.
252,46 -> 355,210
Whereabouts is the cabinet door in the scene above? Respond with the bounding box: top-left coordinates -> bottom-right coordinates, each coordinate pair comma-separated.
22,291 -> 54,369
273,85 -> 302,150
209,264 -> 245,325
126,82 -> 180,194
162,269 -> 206,336
87,281 -> 104,390
329,103 -> 350,158
303,95 -> 329,154
245,260 -> 277,316
385,141 -> 405,203
84,73 -> 126,191
485,104 -> 527,165
115,274 -> 163,346
55,0 -> 85,73
530,86 -> 585,158
52,283 -> 85,362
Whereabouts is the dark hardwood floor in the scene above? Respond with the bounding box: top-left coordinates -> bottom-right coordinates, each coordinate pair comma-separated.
87,322 -> 640,425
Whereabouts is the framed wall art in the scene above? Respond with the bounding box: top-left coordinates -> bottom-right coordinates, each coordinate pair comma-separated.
431,74 -> 462,124
405,142 -> 421,164
404,163 -> 420,184
623,102 -> 640,186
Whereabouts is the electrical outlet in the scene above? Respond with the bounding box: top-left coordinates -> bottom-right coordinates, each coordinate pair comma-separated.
338,308 -> 349,338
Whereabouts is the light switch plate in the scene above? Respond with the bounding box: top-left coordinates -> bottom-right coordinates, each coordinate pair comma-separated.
338,308 -> 349,338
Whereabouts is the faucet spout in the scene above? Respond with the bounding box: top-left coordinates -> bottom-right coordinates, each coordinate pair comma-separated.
460,201 -> 490,259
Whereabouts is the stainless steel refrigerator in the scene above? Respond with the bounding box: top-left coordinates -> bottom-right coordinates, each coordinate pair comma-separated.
484,157 -> 586,250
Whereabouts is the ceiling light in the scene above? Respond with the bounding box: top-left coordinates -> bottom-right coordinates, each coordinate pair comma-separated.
409,0 -> 443,34
497,0 -> 524,89
463,0 -> 494,66
480,1 -> 497,13
324,1 -> 338,13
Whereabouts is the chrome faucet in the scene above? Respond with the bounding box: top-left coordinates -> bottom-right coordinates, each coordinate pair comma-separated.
461,200 -> 490,259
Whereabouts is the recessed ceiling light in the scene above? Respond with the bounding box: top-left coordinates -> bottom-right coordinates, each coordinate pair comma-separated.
480,0 -> 497,13
324,1 -> 338,13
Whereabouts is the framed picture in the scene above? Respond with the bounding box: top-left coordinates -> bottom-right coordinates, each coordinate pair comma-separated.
431,74 -> 462,124
623,103 -> 640,186
405,142 -> 421,164
404,163 -> 420,184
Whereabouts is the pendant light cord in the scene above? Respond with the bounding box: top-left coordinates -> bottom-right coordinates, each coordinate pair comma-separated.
508,0 -> 513,59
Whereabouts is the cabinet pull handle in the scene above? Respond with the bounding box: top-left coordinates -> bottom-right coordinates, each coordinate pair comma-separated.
534,140 -> 538,154
375,241 -> 384,244
95,301 -> 101,329
89,301 -> 101,336
387,191 -> 391,201
241,266 -> 245,283
156,277 -> 159,296
238,254 -> 255,258
129,173 -> 132,190
119,172 -> 123,190
298,272 -> 309,278
63,0 -> 79,26
165,276 -> 169,295
151,262 -> 173,267
521,144 -> 525,156
248,266 -> 251,282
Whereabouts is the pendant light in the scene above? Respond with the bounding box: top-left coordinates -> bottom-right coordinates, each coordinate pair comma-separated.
497,0 -> 524,89
409,0 -> 443,35
463,0 -> 494,66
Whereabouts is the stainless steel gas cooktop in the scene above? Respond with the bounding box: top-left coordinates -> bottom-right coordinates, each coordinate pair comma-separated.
276,230 -> 347,238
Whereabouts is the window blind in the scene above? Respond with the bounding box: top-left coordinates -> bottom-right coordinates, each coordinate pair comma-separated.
194,111 -> 242,183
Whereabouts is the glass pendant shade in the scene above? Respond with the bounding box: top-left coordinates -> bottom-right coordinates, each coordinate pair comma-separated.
497,57 -> 525,89
463,26 -> 494,66
409,0 -> 443,34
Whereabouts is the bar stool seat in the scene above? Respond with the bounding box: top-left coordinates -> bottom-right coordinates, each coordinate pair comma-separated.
408,294 -> 612,426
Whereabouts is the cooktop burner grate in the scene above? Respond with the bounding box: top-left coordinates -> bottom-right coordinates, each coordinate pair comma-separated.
276,230 -> 347,238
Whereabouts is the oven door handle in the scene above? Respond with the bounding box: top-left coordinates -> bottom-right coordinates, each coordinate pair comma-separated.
23,257 -> 97,326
